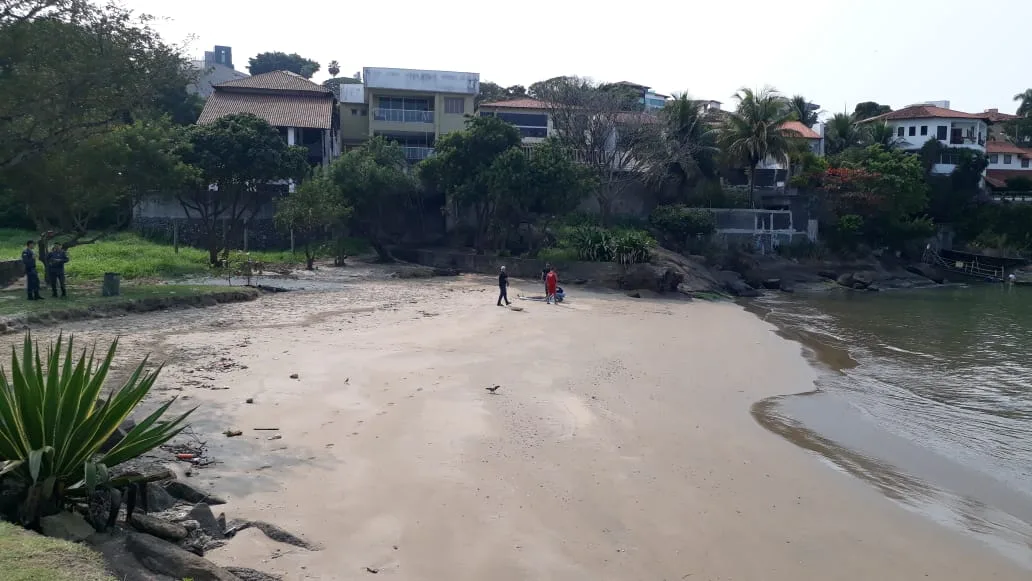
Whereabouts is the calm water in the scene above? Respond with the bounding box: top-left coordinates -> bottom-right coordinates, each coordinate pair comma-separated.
750,285 -> 1032,567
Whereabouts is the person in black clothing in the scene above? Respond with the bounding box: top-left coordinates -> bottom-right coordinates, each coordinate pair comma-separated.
47,243 -> 69,298
541,262 -> 551,297
22,240 -> 42,301
497,265 -> 511,306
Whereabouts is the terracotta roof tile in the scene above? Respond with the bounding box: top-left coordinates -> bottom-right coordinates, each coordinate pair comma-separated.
986,169 -> 1032,188
780,120 -> 821,140
217,70 -> 332,95
984,110 -> 1019,123
198,92 -> 333,129
479,98 -> 550,109
863,105 -> 991,123
987,141 -> 1031,156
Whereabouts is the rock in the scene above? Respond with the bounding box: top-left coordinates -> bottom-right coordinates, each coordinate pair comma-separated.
125,531 -> 239,581
852,282 -> 867,290
245,398 -> 254,404
250,521 -> 318,550
570,278 -> 588,285
40,511 -> 96,542
145,482 -> 179,512
761,278 -> 782,290
87,532 -> 171,581
778,279 -> 795,293
905,263 -> 945,284
618,263 -> 681,293
836,273 -> 855,288
131,513 -> 189,541
100,418 -> 137,454
715,270 -> 760,298
181,520 -> 201,532
163,481 -> 226,505
180,528 -> 226,556
817,270 -> 839,280
626,291 -> 641,298
431,267 -> 459,276
187,503 -> 225,539
289,373 -> 299,379
226,567 -> 284,581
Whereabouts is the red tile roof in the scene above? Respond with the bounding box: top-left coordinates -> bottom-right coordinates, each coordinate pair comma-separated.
863,104 -> 991,123
780,121 -> 821,140
479,98 -> 550,109
986,169 -> 1032,189
217,70 -> 332,95
984,109 -> 1019,123
987,141 -> 1031,156
198,92 -> 334,129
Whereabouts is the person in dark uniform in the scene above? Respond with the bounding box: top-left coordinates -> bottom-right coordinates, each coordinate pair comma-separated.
22,240 -> 42,301
497,266 -> 511,306
47,243 -> 69,298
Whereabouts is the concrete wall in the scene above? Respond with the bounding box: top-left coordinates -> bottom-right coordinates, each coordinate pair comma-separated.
340,103 -> 370,142
392,248 -> 623,284
0,259 -> 25,289
889,119 -> 988,152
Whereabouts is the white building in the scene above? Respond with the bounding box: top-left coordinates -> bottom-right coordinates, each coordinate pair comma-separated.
985,141 -> 1032,193
861,102 -> 991,174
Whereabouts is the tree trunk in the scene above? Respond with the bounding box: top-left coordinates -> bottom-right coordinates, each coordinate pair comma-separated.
749,165 -> 757,209
207,228 -> 219,266
370,239 -> 394,263
304,243 -> 315,270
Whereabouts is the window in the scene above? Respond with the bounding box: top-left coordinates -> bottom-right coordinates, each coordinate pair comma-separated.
480,111 -> 495,117
351,109 -> 358,116
908,126 -> 916,137
1023,158 -> 1030,169
937,126 -> 948,140
361,109 -> 367,116
1004,154 -> 1013,165
444,97 -> 465,114
897,127 -> 904,137
920,126 -> 928,136
495,112 -> 548,127
990,154 -> 999,164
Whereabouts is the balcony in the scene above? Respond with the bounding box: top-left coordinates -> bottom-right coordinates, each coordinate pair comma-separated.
373,108 -> 434,124
402,146 -> 434,161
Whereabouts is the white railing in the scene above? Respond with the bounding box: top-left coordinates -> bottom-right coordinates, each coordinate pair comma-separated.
402,146 -> 434,161
373,108 -> 434,123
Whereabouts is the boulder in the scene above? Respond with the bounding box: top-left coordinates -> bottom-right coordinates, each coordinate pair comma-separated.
163,481 -> 226,505
715,270 -> 760,298
130,513 -> 189,541
145,482 -> 179,512
618,263 -> 682,293
226,567 -> 284,581
761,278 -> 782,290
187,503 -> 225,539
836,273 -> 855,288
99,418 -> 136,454
87,532 -> 173,581
40,511 -> 96,542
125,532 -> 239,581
817,270 -> 839,281
905,263 -> 945,284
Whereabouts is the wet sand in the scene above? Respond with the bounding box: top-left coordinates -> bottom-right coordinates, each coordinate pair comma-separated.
17,271 -> 1030,580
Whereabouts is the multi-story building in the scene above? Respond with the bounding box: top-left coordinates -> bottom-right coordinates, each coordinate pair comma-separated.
197,70 -> 341,168
612,81 -> 669,111
338,67 -> 480,162
478,98 -> 552,144
189,45 -> 249,98
985,141 -> 1032,193
861,102 -> 991,173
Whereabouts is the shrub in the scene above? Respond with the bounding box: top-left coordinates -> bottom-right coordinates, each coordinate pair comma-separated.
0,334 -> 194,526
537,247 -> 578,263
556,225 -> 653,264
649,205 -> 716,241
1006,176 -> 1032,191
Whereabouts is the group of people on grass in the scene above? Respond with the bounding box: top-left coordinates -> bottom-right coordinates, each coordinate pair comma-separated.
497,262 -> 563,307
21,240 -> 69,301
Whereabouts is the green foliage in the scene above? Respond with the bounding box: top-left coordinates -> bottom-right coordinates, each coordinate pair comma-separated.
178,113 -> 309,264
1015,89 -> 1032,118
649,205 -> 715,251
0,520 -> 116,581
275,170 -> 351,268
824,113 -> 862,156
0,3 -> 194,172
475,82 -> 528,107
719,87 -> 795,206
853,101 -> 892,121
0,334 -> 193,525
247,52 -> 320,78
1006,176 -> 1032,191
536,247 -> 579,263
638,94 -> 719,202
787,95 -> 818,128
556,226 -> 654,264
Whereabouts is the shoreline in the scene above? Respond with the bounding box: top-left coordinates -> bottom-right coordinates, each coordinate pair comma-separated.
4,274 -> 1029,579
743,291 -> 1032,569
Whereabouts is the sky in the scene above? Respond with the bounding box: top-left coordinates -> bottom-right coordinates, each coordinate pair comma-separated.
126,0 -> 1030,119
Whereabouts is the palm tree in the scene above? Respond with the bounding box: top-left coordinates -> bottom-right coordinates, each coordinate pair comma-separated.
639,93 -> 719,202
1015,89 -> 1032,117
788,94 -> 818,128
328,60 -> 340,77
862,121 -> 898,149
719,87 -> 794,207
824,112 -> 862,155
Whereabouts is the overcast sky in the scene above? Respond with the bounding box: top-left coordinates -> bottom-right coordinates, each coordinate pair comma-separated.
127,0 -> 1029,117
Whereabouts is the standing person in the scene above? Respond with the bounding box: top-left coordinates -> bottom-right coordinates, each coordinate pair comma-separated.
22,240 -> 42,301
545,267 -> 558,305
497,265 -> 511,306
47,243 -> 69,298
541,262 -> 551,297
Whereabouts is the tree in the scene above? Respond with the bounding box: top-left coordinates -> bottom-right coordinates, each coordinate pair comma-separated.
825,113 -> 863,156
324,137 -> 418,261
0,3 -> 195,171
787,95 -> 818,128
719,87 -> 794,207
853,101 -> 892,121
476,82 -> 529,107
535,76 -> 648,224
636,93 -> 719,203
322,76 -> 362,95
1014,89 -> 1032,118
275,169 -> 350,269
178,114 -> 308,265
247,52 -> 320,78
327,60 -> 340,77
861,121 -> 898,149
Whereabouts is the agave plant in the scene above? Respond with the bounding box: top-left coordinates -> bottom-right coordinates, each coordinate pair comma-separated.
0,334 -> 194,525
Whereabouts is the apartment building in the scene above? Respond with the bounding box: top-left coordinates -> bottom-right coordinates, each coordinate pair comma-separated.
338,67 -> 480,162
478,98 -> 552,144
612,81 -> 670,111
860,102 -> 991,174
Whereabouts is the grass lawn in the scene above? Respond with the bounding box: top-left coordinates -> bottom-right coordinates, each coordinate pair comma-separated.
0,521 -> 115,581
0,283 -> 238,318
0,229 -> 367,281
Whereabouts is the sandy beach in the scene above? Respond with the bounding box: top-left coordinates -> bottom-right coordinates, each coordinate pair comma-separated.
16,270 -> 1029,580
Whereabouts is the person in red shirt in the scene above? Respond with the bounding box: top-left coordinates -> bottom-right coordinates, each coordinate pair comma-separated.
545,267 -> 558,304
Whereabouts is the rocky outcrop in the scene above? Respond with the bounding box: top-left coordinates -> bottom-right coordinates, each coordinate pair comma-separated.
125,531 -> 240,581
713,270 -> 760,298
130,513 -> 188,542
40,511 -> 96,542
163,481 -> 226,506
906,263 -> 945,284
615,248 -> 726,297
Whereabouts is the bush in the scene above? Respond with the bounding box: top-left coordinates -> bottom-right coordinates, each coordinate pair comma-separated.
556,225 -> 653,264
0,334 -> 194,526
649,205 -> 716,245
537,247 -> 578,263
1006,176 -> 1032,191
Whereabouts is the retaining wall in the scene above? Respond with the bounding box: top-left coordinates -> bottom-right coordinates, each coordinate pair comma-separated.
0,260 -> 24,289
392,248 -> 623,284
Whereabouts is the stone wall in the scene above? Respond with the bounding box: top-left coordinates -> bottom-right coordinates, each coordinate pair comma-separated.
134,218 -> 291,251
0,259 -> 25,289
392,248 -> 623,285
